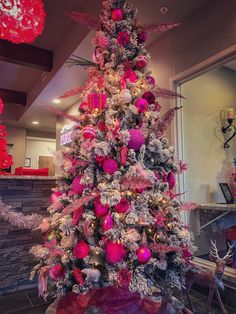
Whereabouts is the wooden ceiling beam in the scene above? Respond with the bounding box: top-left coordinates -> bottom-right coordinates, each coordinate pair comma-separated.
0,88 -> 27,106
0,40 -> 53,72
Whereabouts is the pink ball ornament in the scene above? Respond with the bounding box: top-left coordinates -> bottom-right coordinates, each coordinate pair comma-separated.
49,265 -> 65,281
102,213 -> 114,231
136,247 -> 152,264
124,70 -> 137,83
103,158 -> 118,174
142,91 -> 155,104
111,8 -> 124,21
167,172 -> 176,189
72,176 -> 85,195
117,31 -> 130,46
82,125 -> 96,140
50,191 -> 62,204
73,240 -> 90,259
105,242 -> 126,264
94,198 -> 109,218
114,197 -> 130,214
134,98 -> 149,113
135,55 -> 148,69
147,76 -> 156,86
128,129 -> 145,150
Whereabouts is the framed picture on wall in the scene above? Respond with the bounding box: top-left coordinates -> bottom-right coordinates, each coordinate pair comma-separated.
25,158 -> 31,167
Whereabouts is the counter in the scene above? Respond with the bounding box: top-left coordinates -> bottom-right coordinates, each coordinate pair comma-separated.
0,176 -> 56,294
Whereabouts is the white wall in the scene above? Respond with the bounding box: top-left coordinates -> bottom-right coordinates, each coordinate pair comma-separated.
26,137 -> 56,169
181,67 -> 236,203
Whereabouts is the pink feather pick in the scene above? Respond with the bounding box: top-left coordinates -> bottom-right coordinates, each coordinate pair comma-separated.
65,12 -> 100,30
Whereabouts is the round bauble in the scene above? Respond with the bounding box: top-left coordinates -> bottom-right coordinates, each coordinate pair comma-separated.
79,102 -> 89,112
135,55 -> 148,69
105,242 -> 126,264
73,240 -> 90,259
94,199 -> 109,218
136,247 -> 152,263
103,158 -> 118,174
111,8 -> 124,21
121,89 -> 132,104
72,176 -> 85,195
82,125 -> 96,140
128,129 -> 145,150
114,197 -> 130,213
97,35 -> 109,49
134,98 -> 149,113
102,213 -> 114,231
117,31 -> 130,46
49,265 -> 65,281
142,91 -> 155,104
147,76 -> 156,86
124,70 -> 137,83
137,31 -> 148,44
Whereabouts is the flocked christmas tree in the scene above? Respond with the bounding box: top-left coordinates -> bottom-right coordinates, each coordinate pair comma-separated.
31,0 -> 195,304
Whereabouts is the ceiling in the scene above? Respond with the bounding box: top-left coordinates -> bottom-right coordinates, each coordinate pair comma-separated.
0,0 -> 209,134
224,59 -> 236,72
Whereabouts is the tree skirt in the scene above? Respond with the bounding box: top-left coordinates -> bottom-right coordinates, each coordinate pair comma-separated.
46,287 -> 193,314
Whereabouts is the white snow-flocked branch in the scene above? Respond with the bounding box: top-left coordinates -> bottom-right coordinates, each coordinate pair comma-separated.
0,198 -> 43,230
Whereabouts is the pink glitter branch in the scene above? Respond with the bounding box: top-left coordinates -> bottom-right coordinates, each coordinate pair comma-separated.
60,86 -> 85,99
0,198 -> 43,230
44,105 -> 82,124
154,86 -> 185,99
157,107 -> 182,133
180,202 -> 199,211
142,22 -> 182,34
65,12 -> 100,30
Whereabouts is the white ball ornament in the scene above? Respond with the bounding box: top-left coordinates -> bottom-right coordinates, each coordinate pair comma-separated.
121,89 -> 132,104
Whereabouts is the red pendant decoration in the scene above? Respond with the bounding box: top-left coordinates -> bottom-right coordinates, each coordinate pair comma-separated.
0,0 -> 46,44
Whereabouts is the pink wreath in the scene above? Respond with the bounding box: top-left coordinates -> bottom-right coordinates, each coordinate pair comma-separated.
0,0 -> 46,44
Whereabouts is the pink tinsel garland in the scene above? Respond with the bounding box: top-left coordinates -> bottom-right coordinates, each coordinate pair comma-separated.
142,22 -> 182,34
0,198 -> 43,230
153,86 -> 185,99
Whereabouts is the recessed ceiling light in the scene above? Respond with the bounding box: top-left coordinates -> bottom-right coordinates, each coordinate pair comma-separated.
52,98 -> 61,104
160,6 -> 168,14
32,121 -> 39,125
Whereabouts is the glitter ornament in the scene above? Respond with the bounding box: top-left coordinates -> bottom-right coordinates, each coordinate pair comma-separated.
73,241 -> 90,259
120,146 -> 128,166
117,31 -> 130,46
136,247 -> 151,263
142,91 -> 155,104
167,172 -> 176,189
96,32 -> 109,48
120,89 -> 132,104
102,213 -> 113,231
103,158 -> 118,174
124,70 -> 137,83
135,55 -> 148,69
82,125 -> 96,140
94,198 -> 109,217
114,197 -> 130,213
111,8 -> 124,21
137,31 -> 148,44
147,76 -> 156,86
134,98 -> 149,113
72,176 -> 85,195
49,265 -> 65,281
0,98 -> 4,114
105,242 -> 126,264
128,129 -> 145,150
0,0 -> 46,44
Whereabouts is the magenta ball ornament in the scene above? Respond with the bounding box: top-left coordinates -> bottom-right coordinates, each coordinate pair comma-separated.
142,91 -> 155,104
102,213 -> 114,232
94,199 -> 109,218
111,8 -> 124,21
136,247 -> 152,264
73,240 -> 90,259
134,98 -> 149,113
105,242 -> 126,264
124,70 -> 137,83
103,158 -> 118,174
82,125 -> 96,140
49,265 -> 65,281
114,197 -> 130,214
117,31 -> 130,46
72,176 -> 85,195
147,76 -> 156,86
167,172 -> 176,189
137,31 -> 148,44
128,129 -> 145,150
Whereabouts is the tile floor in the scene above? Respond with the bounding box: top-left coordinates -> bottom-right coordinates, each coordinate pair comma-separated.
0,288 -> 235,314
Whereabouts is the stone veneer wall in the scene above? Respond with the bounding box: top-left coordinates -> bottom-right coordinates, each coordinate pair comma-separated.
0,177 -> 56,295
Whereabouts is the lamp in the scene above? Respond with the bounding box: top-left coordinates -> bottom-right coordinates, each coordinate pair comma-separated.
220,108 -> 236,149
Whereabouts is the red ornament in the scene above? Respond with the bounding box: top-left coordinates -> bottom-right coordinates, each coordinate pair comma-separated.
72,269 -> 85,286
128,129 -> 145,150
95,155 -> 106,166
103,158 -> 118,174
136,247 -> 152,263
137,31 -> 148,44
102,213 -> 113,231
73,241 -> 90,259
135,55 -> 148,69
72,176 -> 85,195
111,8 -> 124,21
124,70 -> 137,83
94,198 -> 109,218
72,207 -> 84,225
0,98 -> 4,114
49,265 -> 65,281
0,0 -> 46,44
117,268 -> 132,288
167,172 -> 176,189
134,98 -> 149,113
117,31 -> 130,46
82,125 -> 96,140
147,76 -> 156,86
120,146 -> 128,166
105,242 -> 126,264
142,91 -> 155,104
114,198 -> 130,214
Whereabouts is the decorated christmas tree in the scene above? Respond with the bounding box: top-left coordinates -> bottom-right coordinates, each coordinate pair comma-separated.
0,98 -> 13,173
31,0 -> 195,310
